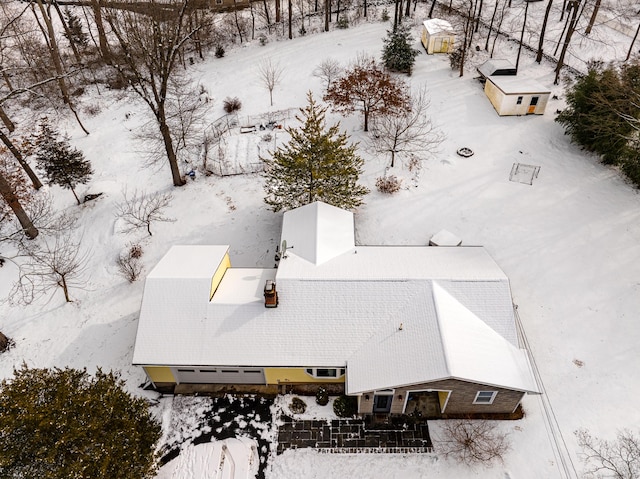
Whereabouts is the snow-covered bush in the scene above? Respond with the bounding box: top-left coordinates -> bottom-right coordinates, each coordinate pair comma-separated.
316,387 -> 329,406
376,175 -> 402,194
333,395 -> 357,417
289,397 -> 307,414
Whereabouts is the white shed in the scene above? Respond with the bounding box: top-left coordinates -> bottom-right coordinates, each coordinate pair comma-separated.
421,19 -> 455,54
484,76 -> 551,116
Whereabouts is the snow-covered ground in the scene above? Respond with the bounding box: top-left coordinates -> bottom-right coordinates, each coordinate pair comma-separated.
1,4 -> 640,478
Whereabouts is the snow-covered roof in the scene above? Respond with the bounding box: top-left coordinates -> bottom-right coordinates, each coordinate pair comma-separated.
488,76 -> 551,95
423,19 -> 454,35
133,202 -> 539,394
477,59 -> 516,79
279,201 -> 355,265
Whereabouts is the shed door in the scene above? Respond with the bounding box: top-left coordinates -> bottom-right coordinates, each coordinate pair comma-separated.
173,367 -> 266,384
528,96 -> 539,114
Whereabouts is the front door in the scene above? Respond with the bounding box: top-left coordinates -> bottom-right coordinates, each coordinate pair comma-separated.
373,394 -> 393,413
528,96 -> 539,114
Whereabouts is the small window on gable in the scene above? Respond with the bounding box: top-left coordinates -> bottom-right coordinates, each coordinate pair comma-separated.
516,96 -> 523,105
473,391 -> 498,404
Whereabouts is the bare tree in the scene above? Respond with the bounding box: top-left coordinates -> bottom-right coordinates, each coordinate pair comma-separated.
437,419 -> 510,466
115,189 -> 174,236
258,58 -> 284,107
576,428 -> 640,478
10,232 -> 89,304
370,87 -> 444,168
105,0 -> 211,187
312,58 -> 342,91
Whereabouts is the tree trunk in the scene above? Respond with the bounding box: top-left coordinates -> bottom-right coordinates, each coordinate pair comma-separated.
393,0 -> 399,30
90,0 -> 111,63
474,0 -> 483,32
405,0 -> 411,18
364,0 -> 367,17
363,108 -> 369,132
0,129 -> 43,189
0,171 -> 38,239
554,0 -> 579,84
485,0 -> 499,50
324,0 -> 329,31
0,105 -> 15,132
515,0 -> 529,72
276,0 -> 281,24
234,5 -> 244,43
584,0 -> 600,34
158,111 -> 186,187
536,0 -> 553,62
625,22 -> 640,62
59,275 -> 71,302
262,0 -> 271,31
336,0 -> 340,22
428,0 -> 436,18
288,0 -> 292,39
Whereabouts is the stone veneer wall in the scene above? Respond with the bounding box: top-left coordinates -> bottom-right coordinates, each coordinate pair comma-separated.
359,379 -> 526,416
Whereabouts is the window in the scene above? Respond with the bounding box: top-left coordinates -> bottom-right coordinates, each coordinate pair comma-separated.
473,391 -> 498,404
177,369 -> 195,373
516,96 -> 523,105
305,368 -> 345,378
221,369 -> 239,373
215,0 -> 223,4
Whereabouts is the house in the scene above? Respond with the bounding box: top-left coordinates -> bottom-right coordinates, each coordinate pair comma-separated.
477,59 -> 517,81
421,19 -> 456,54
484,76 -> 551,116
133,202 -> 540,418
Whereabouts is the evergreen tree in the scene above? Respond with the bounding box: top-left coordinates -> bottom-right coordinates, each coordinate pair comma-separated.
0,365 -> 161,479
382,24 -> 420,75
62,9 -> 88,49
556,64 -> 632,165
264,92 -> 369,212
35,120 -> 92,205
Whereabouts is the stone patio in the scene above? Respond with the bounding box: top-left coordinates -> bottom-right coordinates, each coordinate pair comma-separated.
276,417 -> 433,454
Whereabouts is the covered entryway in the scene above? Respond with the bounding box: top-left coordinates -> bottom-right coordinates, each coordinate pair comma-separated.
404,391 -> 448,419
172,367 -> 266,384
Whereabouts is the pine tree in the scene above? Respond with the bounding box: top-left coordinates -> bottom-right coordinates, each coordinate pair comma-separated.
264,92 -> 369,212
0,365 -> 161,479
62,9 -> 88,49
382,24 -> 420,75
35,120 -> 92,205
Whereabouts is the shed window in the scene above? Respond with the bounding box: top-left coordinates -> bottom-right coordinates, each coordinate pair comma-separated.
216,0 -> 223,4
516,96 -> 523,105
473,391 -> 498,404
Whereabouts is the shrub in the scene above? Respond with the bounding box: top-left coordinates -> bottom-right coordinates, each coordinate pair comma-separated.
259,35 -> 268,46
0,332 -> 15,353
289,396 -> 307,414
298,25 -> 307,36
381,8 -> 390,22
376,175 -> 402,194
438,419 -> 510,466
336,17 -> 349,29
333,395 -> 357,417
449,46 -> 464,70
316,387 -> 329,406
223,96 -> 242,114
116,243 -> 143,283
215,45 -> 225,58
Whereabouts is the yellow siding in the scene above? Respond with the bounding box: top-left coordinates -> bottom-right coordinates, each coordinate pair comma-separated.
145,366 -> 176,383
438,390 -> 449,410
210,253 -> 231,299
264,368 -> 346,385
